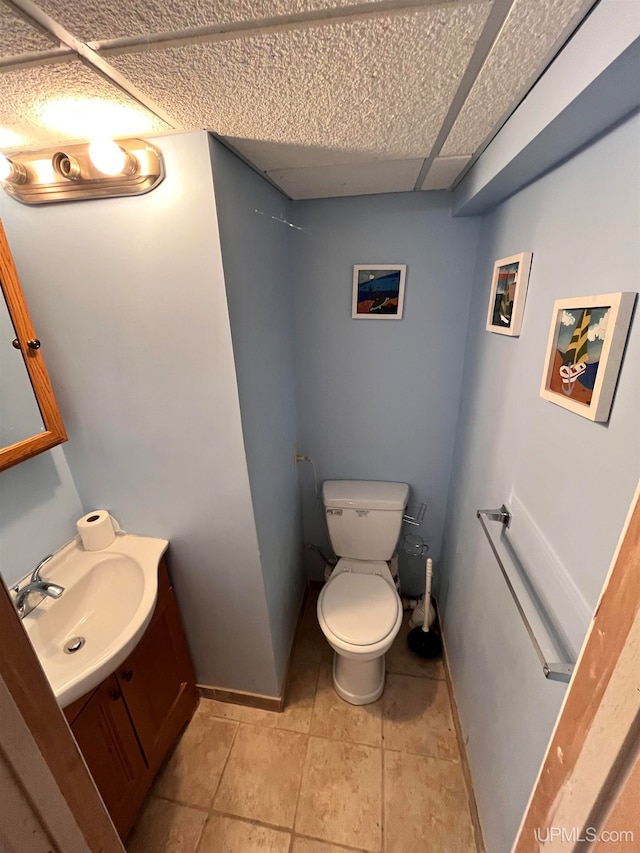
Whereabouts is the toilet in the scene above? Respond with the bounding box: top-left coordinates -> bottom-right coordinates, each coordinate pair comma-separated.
317,480 -> 408,705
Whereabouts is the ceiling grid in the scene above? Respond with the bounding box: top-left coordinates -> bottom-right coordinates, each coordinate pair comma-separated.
0,0 -> 598,198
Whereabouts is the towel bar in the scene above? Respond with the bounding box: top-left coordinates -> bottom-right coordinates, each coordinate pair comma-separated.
476,506 -> 574,684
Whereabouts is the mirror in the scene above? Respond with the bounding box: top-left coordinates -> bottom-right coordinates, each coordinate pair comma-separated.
0,218 -> 67,471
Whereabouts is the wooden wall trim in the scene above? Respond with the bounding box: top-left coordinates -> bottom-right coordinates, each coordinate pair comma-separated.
440,626 -> 486,853
0,578 -> 124,852
513,486 -> 640,851
0,217 -> 67,472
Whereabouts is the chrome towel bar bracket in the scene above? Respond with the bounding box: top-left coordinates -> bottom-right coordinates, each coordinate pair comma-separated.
477,505 -> 511,527
476,505 -> 574,685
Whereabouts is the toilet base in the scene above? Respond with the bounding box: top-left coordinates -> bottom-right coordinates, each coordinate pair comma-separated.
332,651 -> 385,706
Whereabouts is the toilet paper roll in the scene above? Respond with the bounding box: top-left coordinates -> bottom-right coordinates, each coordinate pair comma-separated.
77,510 -> 116,551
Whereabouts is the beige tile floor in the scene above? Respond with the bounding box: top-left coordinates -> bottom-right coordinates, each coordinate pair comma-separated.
127,589 -> 481,853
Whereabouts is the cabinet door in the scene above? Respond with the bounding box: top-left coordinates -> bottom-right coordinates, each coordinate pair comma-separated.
70,674 -> 149,838
117,570 -> 197,773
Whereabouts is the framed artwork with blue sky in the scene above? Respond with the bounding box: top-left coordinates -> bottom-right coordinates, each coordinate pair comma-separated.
352,265 -> 406,319
539,291 -> 636,422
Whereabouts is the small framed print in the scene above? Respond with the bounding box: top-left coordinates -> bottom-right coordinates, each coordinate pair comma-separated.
352,265 -> 406,320
539,291 -> 636,422
486,252 -> 533,336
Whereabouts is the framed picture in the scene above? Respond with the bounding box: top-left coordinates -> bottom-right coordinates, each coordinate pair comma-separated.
352,265 -> 406,319
486,252 -> 533,336
539,292 -> 636,422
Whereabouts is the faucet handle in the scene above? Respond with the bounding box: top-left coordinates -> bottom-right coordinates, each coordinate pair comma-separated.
31,554 -> 53,583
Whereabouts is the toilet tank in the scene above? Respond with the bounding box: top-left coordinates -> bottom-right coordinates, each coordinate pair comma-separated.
323,480 -> 409,561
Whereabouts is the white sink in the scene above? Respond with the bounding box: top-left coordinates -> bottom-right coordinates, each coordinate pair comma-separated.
21,534 -> 168,708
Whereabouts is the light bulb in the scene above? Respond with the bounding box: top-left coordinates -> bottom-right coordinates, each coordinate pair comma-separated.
0,151 -> 12,181
89,138 -> 131,176
0,152 -> 27,184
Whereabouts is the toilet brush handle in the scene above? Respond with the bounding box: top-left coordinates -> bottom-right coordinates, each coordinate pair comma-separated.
422,558 -> 433,633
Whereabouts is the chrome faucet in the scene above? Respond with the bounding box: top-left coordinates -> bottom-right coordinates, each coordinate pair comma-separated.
30,554 -> 53,583
14,554 -> 65,618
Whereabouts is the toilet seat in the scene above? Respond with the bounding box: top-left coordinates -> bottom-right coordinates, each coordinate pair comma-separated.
319,568 -> 400,647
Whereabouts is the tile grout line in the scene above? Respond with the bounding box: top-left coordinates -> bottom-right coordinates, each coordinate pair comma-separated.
289,637 -> 323,841
207,718 -> 241,814
386,666 -> 446,682
150,792 -> 210,813
192,810 -> 211,853
207,808 -> 295,836
294,831 -> 371,852
189,717 -> 242,853
196,809 -> 375,852
380,736 -> 386,853
381,744 -> 462,764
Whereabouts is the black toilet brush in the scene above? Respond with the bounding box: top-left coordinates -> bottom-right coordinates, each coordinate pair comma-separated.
407,557 -> 443,659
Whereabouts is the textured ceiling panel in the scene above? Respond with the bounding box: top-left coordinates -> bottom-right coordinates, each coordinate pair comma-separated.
35,0 -> 471,42
421,155 -> 470,189
267,158 -> 423,198
441,0 -> 593,156
109,4 -> 491,160
0,60 -> 170,149
0,5 -> 58,58
226,136 -> 410,171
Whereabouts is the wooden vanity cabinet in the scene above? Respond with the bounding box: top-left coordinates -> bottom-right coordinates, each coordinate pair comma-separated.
67,674 -> 149,837
64,558 -> 197,839
116,561 -> 197,774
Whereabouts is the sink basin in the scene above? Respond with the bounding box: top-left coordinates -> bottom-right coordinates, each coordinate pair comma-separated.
21,534 -> 168,707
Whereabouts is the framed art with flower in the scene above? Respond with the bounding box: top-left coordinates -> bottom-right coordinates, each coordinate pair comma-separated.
539,291 -> 636,422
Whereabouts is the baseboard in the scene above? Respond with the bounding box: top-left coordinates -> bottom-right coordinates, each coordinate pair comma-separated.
197,684 -> 283,712
197,581 -> 312,715
440,619 -> 487,853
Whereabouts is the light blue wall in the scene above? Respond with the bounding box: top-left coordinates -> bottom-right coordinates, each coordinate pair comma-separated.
0,447 -> 83,588
441,112 -> 640,853
291,193 -> 481,582
209,139 -> 304,690
0,132 -> 281,697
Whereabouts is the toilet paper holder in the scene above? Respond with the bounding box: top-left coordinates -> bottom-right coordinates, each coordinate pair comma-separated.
403,501 -> 426,527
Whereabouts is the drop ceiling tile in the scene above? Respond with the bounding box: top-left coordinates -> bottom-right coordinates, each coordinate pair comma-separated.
0,59 -> 170,150
267,158 -> 423,199
225,136 -> 411,171
420,155 -> 470,190
441,0 -> 595,157
109,4 -> 491,161
0,5 -> 59,59
36,0 -> 475,43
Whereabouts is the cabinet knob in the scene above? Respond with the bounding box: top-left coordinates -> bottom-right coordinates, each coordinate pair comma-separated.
121,670 -> 134,682
11,338 -> 41,350
108,688 -> 121,701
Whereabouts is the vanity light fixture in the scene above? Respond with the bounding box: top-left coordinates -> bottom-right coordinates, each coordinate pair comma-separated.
0,138 -> 164,204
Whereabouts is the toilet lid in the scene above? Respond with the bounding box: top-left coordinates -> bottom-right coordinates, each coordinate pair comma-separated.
320,572 -> 399,646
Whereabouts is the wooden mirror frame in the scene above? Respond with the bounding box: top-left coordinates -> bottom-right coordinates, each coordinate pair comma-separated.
0,218 -> 67,471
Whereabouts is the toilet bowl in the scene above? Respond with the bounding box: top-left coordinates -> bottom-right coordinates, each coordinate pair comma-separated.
317,557 -> 403,705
